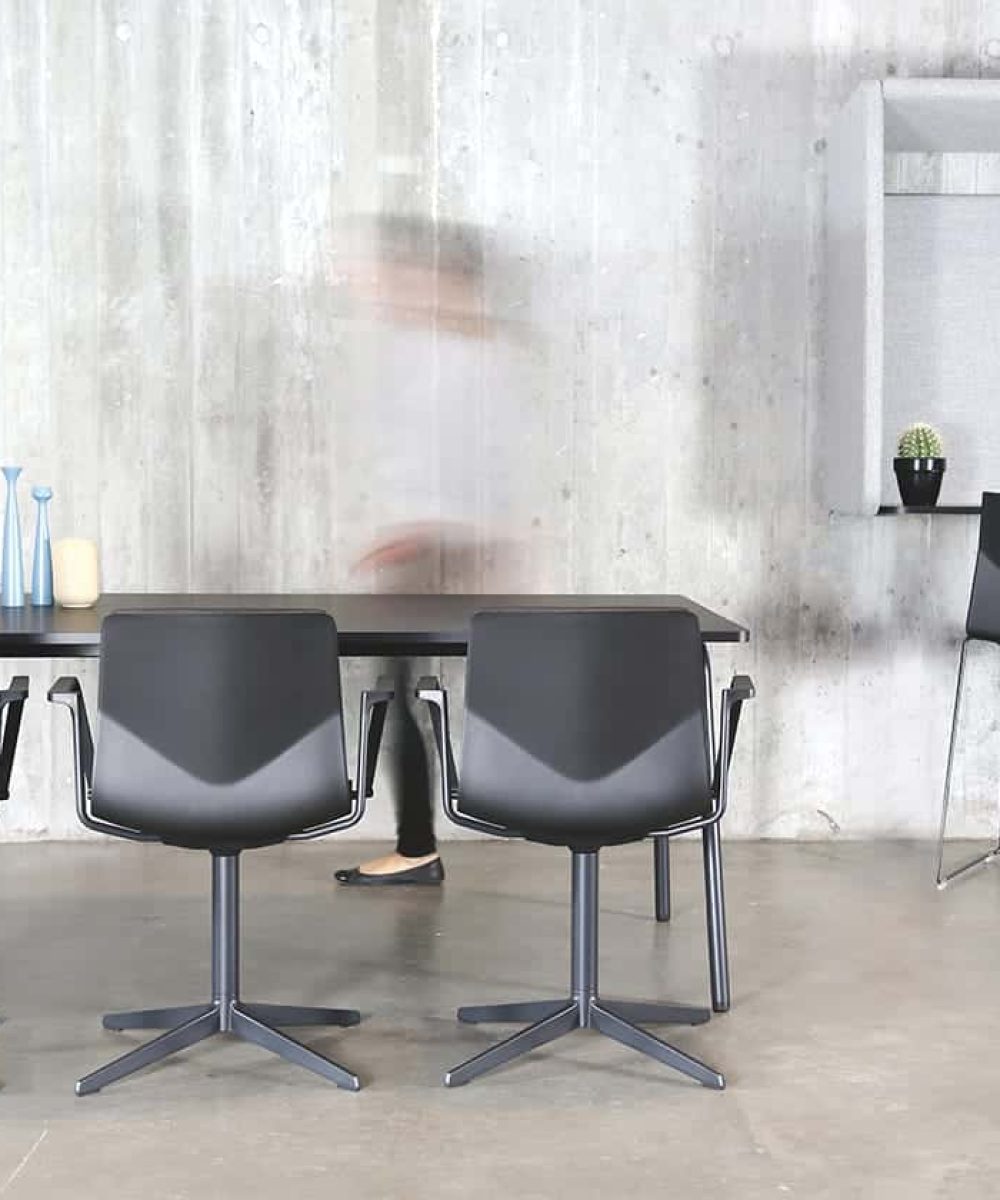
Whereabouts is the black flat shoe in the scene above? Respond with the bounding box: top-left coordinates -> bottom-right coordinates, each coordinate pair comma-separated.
334,859 -> 445,887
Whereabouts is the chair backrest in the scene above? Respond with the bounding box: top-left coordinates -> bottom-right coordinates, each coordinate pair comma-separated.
459,609 -> 713,849
967,493 -> 1000,643
92,611 -> 352,850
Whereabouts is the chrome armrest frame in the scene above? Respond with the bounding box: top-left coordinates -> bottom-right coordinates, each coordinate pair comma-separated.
416,676 -> 515,838
47,676 -> 156,842
288,676 -> 395,841
648,672 -> 755,839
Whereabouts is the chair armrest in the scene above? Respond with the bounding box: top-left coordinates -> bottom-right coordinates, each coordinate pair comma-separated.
417,677 -> 512,837
713,674 -> 755,813
359,675 -> 395,800
47,676 -> 94,795
415,676 -> 460,798
1,676 -> 28,705
415,676 -> 443,701
367,675 -> 396,704
0,675 -> 29,802
47,676 -> 154,842
645,673 -> 754,839
288,675 -> 395,841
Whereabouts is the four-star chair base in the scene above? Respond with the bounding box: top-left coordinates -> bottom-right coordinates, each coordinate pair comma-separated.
444,850 -> 725,1091
77,853 -> 362,1096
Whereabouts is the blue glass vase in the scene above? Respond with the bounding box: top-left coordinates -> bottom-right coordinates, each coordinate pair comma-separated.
1,466 -> 25,608
31,486 -> 53,607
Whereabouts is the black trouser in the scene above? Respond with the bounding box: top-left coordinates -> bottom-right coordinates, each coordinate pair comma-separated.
387,660 -> 437,858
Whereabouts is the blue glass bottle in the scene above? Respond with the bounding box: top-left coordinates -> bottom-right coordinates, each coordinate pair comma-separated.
31,486 -> 53,607
1,466 -> 25,608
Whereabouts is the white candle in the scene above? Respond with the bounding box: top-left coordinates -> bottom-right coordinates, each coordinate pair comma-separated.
53,538 -> 101,608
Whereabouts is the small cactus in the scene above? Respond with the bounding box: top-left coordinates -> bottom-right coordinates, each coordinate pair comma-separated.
897,422 -> 943,459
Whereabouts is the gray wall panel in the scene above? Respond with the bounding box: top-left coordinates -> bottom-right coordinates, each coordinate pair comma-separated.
883,195 -> 1000,505
2,0 -> 1000,841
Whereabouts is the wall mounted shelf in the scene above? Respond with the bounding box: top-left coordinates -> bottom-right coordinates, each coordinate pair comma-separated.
876,505 -> 982,515
826,78 -> 1000,516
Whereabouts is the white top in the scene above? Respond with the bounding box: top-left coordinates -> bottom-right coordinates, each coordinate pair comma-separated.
340,316 -> 524,579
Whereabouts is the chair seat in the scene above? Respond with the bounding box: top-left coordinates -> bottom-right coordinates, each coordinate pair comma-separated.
457,787 -> 713,850
92,714 -> 353,851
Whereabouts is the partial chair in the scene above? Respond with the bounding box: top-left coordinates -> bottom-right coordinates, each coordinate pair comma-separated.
48,610 -> 392,1095
418,608 -> 753,1089
937,492 -> 1000,887
0,675 -> 28,805
0,675 -> 28,1055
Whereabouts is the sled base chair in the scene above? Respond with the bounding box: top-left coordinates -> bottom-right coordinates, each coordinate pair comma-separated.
49,610 -> 392,1095
419,608 -> 753,1090
937,493 -> 1000,888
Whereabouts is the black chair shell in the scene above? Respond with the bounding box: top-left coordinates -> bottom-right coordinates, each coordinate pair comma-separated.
966,492 -> 1000,644
459,609 -> 714,849
92,611 -> 352,851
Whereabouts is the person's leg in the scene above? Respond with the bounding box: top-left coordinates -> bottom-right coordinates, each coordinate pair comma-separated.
335,660 -> 443,885
392,662 -> 437,858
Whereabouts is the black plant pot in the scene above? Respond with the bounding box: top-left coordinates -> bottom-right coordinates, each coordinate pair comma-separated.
893,457 -> 946,507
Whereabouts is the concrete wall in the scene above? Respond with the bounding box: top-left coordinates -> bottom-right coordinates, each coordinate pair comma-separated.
2,0 -> 1000,842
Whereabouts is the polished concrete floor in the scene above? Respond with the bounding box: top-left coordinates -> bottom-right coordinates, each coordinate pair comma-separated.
1,839 -> 999,1198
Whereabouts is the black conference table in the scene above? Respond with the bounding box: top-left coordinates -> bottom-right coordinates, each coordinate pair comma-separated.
0,591 -> 749,1010
0,591 -> 748,657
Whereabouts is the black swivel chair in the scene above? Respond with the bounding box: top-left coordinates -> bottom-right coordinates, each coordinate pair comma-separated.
937,492 -> 1000,886
48,610 -> 392,1095
418,609 -> 753,1089
0,675 -> 28,805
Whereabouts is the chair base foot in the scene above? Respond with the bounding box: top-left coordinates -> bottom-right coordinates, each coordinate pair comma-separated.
103,1004 -> 216,1031
230,1005 -> 360,1091
598,998 -> 711,1026
936,848 -> 1000,889
457,999 -> 569,1025
445,995 -> 722,1090
103,1001 -> 361,1031
238,1002 -> 361,1028
80,999 -> 362,1095
591,1002 -> 724,1090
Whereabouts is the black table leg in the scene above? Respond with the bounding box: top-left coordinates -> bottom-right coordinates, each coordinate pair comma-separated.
702,823 -> 730,1013
653,835 -> 671,923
